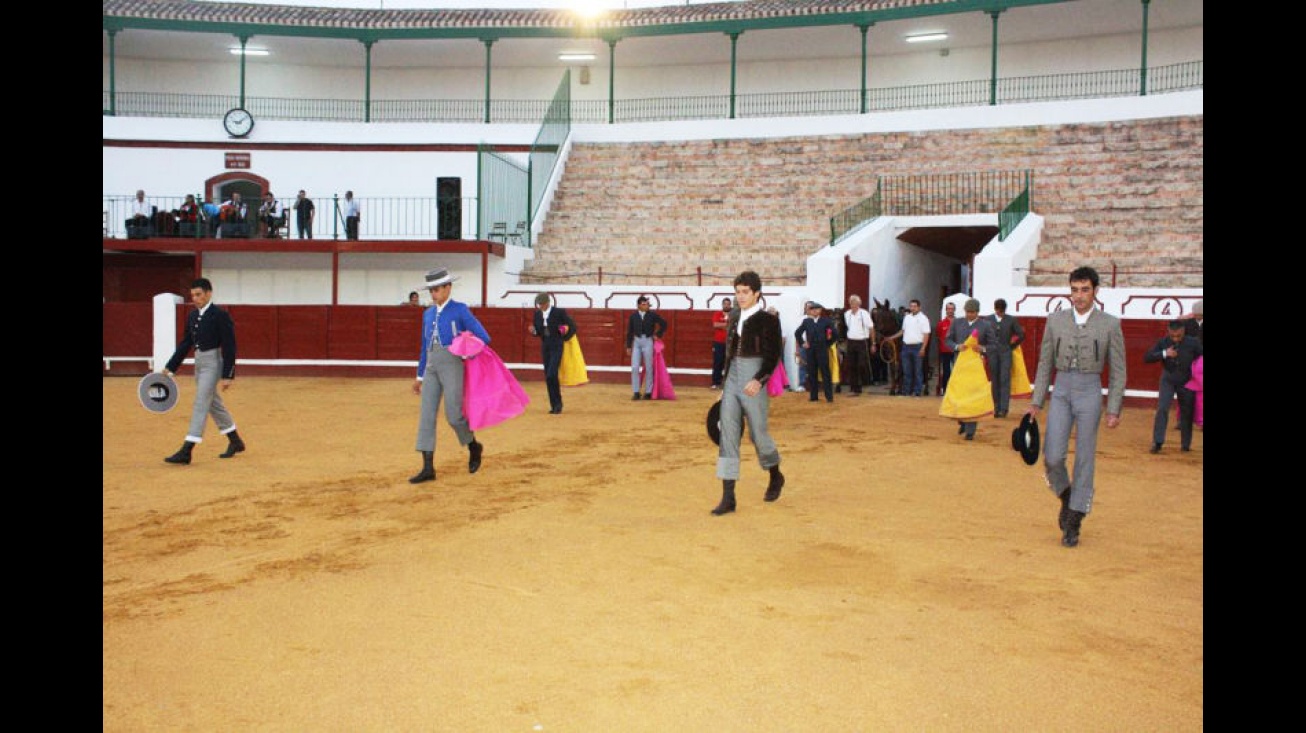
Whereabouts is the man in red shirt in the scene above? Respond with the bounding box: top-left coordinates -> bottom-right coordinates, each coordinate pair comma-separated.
710,297 -> 733,389
936,301 -> 956,396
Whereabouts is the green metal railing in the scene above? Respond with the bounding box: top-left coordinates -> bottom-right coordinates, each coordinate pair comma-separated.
828,169 -> 1033,245
528,70 -> 571,239
998,173 -> 1032,241
103,61 -> 1202,123
476,146 -> 529,245
104,193 -> 481,241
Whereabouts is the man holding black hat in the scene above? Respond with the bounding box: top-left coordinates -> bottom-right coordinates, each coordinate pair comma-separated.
161,278 -> 244,465
409,266 -> 491,484
711,270 -> 785,515
1025,265 -> 1127,548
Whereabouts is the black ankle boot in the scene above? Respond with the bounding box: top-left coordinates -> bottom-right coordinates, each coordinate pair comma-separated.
468,440 -> 483,474
711,480 -> 737,515
1057,488 -> 1071,531
164,441 -> 194,465
764,466 -> 785,502
409,451 -> 436,484
219,430 -> 246,458
1062,510 -> 1085,548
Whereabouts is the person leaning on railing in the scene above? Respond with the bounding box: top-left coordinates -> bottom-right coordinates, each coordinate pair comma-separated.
342,190 -> 360,240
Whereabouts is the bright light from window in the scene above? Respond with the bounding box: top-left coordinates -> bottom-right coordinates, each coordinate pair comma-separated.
230,47 -> 271,56
558,52 -> 597,61
904,32 -> 948,44
571,1 -> 608,20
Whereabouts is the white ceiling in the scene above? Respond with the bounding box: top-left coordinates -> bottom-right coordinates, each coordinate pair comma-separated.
105,0 -> 1203,70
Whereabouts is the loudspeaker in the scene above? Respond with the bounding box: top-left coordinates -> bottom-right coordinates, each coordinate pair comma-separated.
437,177 -> 461,240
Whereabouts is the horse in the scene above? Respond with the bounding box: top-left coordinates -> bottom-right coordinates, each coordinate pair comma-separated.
871,298 -> 903,395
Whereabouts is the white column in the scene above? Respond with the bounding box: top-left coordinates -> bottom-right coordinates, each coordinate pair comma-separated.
153,292 -> 185,372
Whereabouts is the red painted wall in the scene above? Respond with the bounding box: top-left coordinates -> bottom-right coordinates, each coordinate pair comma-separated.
105,306 -> 1181,405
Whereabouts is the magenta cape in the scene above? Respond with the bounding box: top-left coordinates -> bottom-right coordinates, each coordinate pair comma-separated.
767,359 -> 789,397
1184,355 -> 1203,427
650,339 -> 677,400
447,332 -> 531,431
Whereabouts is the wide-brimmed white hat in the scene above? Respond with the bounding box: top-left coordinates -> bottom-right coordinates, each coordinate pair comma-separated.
419,267 -> 458,289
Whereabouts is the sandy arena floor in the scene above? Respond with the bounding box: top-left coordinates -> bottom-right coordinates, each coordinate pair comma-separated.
103,376 -> 1203,731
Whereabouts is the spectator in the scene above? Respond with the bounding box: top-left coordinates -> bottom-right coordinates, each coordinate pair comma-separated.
710,297 -> 732,390
405,291 -> 422,307
201,198 -> 222,237
220,192 -> 249,238
1184,300 -> 1203,343
898,299 -> 931,397
985,298 -> 1026,418
1025,265 -> 1128,549
176,194 -> 200,236
937,301 -> 956,396
626,295 -> 668,400
1143,319 -> 1202,454
294,190 -> 316,239
125,189 -> 152,232
842,295 -> 874,396
258,192 -> 283,238
342,190 -> 361,240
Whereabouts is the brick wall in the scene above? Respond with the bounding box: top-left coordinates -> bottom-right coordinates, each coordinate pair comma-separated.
524,115 -> 1203,288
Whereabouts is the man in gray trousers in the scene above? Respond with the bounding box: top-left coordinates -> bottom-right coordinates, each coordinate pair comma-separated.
162,278 -> 244,464
409,267 -> 492,484
1025,266 -> 1127,548
711,270 -> 785,516
986,297 -> 1026,418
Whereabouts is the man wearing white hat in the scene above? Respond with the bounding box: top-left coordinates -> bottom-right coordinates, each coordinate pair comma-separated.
410,267 -> 491,484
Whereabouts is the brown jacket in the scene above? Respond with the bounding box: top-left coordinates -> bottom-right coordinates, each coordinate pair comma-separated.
723,307 -> 782,384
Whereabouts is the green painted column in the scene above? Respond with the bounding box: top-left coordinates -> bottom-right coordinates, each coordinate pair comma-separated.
858,23 -> 872,114
364,40 -> 374,122
728,31 -> 741,119
106,29 -> 117,116
987,11 -> 1002,106
483,39 -> 495,124
1140,0 -> 1151,96
608,38 -> 618,124
237,36 -> 249,108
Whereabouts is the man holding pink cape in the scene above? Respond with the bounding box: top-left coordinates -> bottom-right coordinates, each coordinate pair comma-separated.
409,267 -> 491,485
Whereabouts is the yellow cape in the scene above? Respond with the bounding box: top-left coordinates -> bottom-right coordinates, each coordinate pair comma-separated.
1010,344 -> 1032,399
939,333 -> 994,420
560,336 -> 589,387
828,343 -> 840,383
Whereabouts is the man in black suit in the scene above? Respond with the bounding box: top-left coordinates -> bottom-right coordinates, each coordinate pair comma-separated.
985,298 -> 1026,418
161,278 -> 245,464
530,292 -> 578,414
1144,319 -> 1203,453
1183,300 -> 1202,344
625,295 -> 668,400
796,301 -> 835,402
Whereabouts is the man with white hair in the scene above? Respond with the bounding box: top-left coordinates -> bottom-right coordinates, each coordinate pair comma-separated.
843,294 -> 874,396
1184,300 -> 1202,343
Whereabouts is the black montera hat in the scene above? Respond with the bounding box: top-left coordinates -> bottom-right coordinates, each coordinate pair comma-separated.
1011,413 -> 1040,466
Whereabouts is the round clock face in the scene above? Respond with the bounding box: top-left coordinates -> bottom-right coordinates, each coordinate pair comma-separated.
223,108 -> 254,138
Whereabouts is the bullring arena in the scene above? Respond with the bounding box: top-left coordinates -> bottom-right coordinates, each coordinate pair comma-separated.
103,0 -> 1203,728
103,373 -> 1202,730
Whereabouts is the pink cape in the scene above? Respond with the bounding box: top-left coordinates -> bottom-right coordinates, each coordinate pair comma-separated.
1183,355 -> 1203,427
767,359 -> 789,397
650,340 -> 677,400
447,332 -> 531,431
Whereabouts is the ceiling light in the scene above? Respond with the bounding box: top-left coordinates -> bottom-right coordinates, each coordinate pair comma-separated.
558,52 -> 597,62
905,33 -> 948,44
229,47 -> 270,56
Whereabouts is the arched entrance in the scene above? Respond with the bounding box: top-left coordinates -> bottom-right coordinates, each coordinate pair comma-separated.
205,171 -> 269,207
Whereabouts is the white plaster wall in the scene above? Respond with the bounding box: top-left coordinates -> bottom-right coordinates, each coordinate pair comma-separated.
104,27 -> 1202,100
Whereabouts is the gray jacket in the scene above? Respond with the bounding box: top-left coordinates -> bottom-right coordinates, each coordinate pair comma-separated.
1030,308 -> 1128,415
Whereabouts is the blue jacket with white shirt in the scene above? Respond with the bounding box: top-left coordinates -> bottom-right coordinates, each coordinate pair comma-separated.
416,299 -> 491,378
